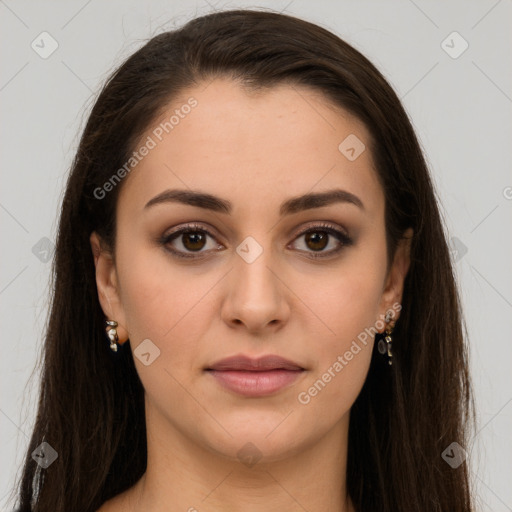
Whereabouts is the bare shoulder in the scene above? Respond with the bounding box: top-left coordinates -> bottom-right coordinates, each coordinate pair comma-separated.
95,500 -> 114,512
95,477 -> 142,511
95,492 -> 127,512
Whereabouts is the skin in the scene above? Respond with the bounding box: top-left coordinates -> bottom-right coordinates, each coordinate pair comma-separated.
92,77 -> 412,512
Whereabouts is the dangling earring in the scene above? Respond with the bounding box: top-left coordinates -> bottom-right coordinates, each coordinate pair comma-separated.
378,310 -> 395,366
106,320 -> 119,352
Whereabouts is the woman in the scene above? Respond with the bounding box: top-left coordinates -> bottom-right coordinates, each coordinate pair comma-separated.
14,8 -> 475,512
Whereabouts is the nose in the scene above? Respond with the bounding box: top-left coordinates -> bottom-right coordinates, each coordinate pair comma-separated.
221,248 -> 290,335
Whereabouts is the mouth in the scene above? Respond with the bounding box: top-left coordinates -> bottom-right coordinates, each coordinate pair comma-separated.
205,354 -> 306,397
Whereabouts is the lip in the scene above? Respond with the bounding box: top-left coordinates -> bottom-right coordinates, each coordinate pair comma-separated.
207,354 -> 304,372
205,354 -> 306,397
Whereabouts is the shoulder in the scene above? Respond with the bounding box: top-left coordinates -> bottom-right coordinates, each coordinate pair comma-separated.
95,490 -> 130,512
95,498 -> 117,512
96,476 -> 143,511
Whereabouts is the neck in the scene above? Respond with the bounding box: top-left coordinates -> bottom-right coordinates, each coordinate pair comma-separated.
120,406 -> 355,512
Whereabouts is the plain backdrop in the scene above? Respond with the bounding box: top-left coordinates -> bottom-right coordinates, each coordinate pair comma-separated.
1,0 -> 511,510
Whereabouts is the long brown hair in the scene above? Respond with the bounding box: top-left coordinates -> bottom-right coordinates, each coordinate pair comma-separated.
13,8 -> 475,511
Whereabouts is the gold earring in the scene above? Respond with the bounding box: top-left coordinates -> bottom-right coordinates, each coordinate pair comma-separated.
106,320 -> 119,352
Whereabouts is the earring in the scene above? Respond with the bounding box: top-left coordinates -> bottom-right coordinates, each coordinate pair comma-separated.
378,310 -> 395,365
105,320 -> 119,352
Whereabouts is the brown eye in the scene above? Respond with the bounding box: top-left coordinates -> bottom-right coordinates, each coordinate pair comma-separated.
304,231 -> 329,252
290,223 -> 353,259
160,223 -> 222,259
160,222 -> 352,261
180,231 -> 207,252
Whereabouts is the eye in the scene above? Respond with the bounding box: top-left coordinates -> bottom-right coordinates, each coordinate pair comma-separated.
159,222 -> 352,260
159,223 -> 222,259
289,222 -> 352,259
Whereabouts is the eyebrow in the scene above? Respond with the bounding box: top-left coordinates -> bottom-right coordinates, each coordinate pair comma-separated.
144,188 -> 364,216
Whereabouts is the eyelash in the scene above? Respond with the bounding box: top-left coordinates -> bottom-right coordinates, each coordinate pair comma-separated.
158,222 -> 353,260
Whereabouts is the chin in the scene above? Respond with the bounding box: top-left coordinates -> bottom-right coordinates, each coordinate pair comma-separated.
195,413 -> 317,464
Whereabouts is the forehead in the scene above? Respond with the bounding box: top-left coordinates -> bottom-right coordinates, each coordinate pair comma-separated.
118,77 -> 383,215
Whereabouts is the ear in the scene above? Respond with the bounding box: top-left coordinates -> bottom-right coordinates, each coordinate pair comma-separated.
90,231 -> 129,343
377,228 -> 413,330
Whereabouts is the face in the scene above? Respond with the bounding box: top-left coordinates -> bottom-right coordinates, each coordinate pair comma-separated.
91,77 -> 410,463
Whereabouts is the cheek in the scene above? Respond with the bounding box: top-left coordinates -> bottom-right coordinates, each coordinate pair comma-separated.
115,246 -> 219,367
292,250 -> 386,410
293,277 -> 382,423
295,253 -> 386,350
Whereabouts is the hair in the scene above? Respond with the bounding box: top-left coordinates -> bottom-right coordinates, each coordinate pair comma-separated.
13,8 -> 475,512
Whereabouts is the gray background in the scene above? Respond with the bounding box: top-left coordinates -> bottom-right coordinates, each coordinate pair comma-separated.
1,0 -> 511,510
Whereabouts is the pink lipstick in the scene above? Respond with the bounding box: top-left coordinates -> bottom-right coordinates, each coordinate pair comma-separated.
205,354 -> 305,397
